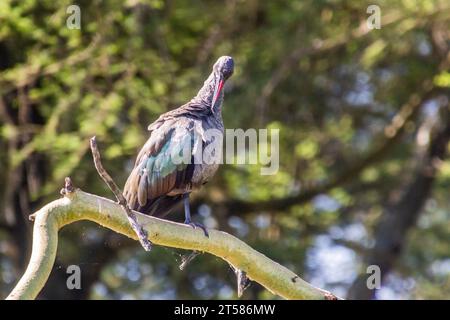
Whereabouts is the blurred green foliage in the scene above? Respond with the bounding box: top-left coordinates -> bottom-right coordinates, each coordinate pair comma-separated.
0,0 -> 449,299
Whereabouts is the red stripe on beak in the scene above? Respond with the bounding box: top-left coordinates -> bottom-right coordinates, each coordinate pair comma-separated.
211,80 -> 224,113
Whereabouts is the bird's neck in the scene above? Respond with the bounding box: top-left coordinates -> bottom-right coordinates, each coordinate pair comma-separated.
192,72 -> 224,115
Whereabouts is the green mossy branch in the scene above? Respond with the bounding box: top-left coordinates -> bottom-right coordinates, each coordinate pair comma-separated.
6,188 -> 339,300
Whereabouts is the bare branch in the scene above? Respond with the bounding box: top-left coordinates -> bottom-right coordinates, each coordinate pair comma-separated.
6,187 -> 340,300
89,136 -> 152,251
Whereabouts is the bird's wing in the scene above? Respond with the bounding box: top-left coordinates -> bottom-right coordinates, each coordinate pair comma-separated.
124,117 -> 204,212
147,101 -> 209,133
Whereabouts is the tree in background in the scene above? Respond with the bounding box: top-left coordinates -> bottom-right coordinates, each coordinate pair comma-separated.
0,0 -> 449,299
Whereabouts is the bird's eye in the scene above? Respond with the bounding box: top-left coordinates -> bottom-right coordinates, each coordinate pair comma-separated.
223,68 -> 232,77
214,56 -> 234,79
222,63 -> 234,78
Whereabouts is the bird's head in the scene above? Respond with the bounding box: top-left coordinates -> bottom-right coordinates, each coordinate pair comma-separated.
213,56 -> 234,80
210,56 -> 234,112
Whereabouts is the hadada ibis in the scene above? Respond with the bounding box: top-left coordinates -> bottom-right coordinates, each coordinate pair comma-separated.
123,56 -> 234,237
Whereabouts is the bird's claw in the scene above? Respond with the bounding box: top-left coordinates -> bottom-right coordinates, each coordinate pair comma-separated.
184,220 -> 209,237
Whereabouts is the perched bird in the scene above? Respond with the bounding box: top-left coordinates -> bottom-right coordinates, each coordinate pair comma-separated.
123,56 -> 234,236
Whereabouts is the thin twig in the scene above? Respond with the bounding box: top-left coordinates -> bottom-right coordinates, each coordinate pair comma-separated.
89,136 -> 152,251
179,251 -> 200,270
230,264 -> 251,298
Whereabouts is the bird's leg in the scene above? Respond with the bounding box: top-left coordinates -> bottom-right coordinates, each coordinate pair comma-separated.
183,193 -> 209,237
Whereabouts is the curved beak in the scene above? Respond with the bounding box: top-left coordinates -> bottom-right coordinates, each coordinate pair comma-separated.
211,76 -> 224,113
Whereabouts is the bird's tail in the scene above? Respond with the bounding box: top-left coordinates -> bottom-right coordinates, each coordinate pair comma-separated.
137,195 -> 184,218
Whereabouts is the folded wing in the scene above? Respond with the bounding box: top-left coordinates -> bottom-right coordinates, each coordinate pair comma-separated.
124,117 -> 202,216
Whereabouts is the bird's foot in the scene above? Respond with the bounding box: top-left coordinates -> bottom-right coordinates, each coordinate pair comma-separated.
184,219 -> 209,237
